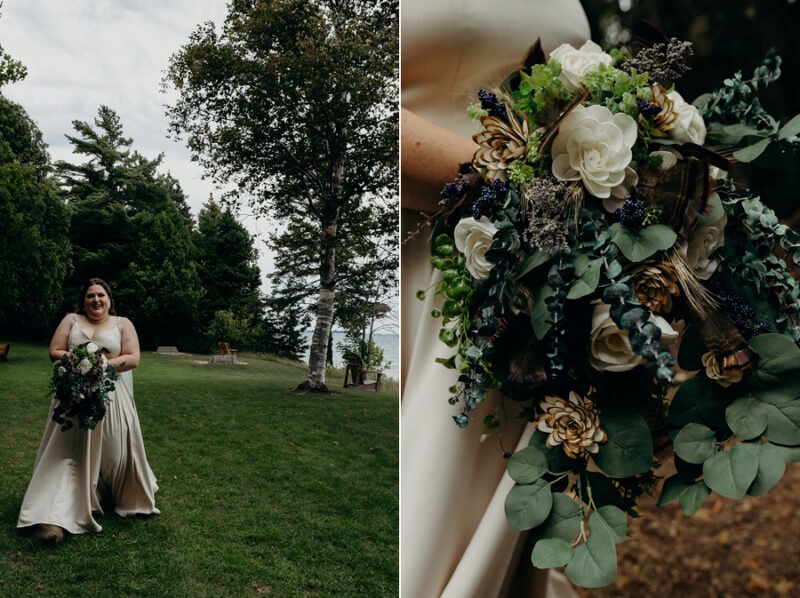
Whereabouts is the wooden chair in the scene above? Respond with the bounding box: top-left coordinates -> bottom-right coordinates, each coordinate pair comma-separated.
0,343 -> 9,361
343,351 -> 383,391
210,341 -> 238,363
218,342 -> 239,357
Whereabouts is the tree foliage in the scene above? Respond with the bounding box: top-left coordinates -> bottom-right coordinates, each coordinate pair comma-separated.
0,94 -> 71,338
56,106 -> 203,348
164,0 -> 398,390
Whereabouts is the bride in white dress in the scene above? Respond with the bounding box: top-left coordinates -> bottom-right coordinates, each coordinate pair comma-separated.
401,1 -> 590,595
17,278 -> 159,542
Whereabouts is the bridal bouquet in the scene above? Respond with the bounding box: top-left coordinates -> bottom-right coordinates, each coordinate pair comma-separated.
425,32 -> 800,587
50,341 -> 118,431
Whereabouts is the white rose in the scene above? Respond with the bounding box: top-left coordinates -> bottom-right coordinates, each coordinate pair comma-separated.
701,351 -> 744,388
78,357 -> 93,375
551,104 -> 638,199
550,40 -> 613,92
86,342 -> 99,354
588,303 -> 679,373
667,91 -> 707,145
453,216 -> 498,280
677,197 -> 727,280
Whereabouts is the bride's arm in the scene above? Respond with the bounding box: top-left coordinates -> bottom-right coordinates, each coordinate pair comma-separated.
401,108 -> 478,212
48,314 -> 74,361
108,318 -> 141,373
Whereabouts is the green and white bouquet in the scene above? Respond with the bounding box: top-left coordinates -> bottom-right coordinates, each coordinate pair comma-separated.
50,341 -> 118,431
423,30 -> 800,588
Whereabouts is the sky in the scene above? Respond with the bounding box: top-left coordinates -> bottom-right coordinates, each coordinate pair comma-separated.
0,0 -> 277,282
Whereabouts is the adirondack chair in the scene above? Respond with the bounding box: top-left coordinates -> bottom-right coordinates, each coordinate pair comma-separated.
343,352 -> 383,391
0,343 -> 9,361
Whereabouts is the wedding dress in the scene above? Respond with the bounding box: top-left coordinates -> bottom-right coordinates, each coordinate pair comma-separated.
17,315 -> 159,534
401,1 -> 590,596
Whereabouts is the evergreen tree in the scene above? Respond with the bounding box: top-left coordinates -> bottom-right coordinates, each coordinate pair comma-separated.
56,106 -> 203,349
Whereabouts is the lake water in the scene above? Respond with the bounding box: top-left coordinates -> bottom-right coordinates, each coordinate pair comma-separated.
303,330 -> 399,381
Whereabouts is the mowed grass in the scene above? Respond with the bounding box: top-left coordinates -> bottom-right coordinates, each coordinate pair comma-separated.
0,342 -> 398,597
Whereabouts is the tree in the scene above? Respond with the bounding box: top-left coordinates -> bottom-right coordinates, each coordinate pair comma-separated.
195,200 -> 263,328
164,0 -> 398,391
56,106 -> 203,349
0,95 -> 71,338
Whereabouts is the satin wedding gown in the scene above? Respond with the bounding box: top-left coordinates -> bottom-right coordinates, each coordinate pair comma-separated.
17,315 -> 159,534
401,1 -> 590,596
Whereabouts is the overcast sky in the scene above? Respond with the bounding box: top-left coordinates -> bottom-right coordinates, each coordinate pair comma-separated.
0,0 -> 277,280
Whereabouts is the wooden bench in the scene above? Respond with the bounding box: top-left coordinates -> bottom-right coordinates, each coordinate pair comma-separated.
210,341 -> 239,363
343,352 -> 382,391
156,346 -> 180,354
0,343 -> 9,361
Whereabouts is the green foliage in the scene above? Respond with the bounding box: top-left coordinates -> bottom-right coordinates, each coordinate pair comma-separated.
0,96 -> 71,338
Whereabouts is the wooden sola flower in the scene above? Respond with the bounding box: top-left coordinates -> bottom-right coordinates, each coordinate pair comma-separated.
472,112 -> 529,181
535,391 -> 608,459
629,259 -> 681,314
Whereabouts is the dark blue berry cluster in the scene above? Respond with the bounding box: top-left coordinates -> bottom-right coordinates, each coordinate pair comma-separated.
477,89 -> 508,121
615,199 -> 646,229
705,279 -> 774,339
636,97 -> 662,119
473,179 -> 509,220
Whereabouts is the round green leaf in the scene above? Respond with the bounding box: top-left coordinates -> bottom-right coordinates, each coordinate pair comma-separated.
507,445 -> 549,485
591,505 -> 627,545
504,479 -> 554,531
657,475 -> 691,507
530,282 -> 556,340
702,444 -> 759,500
529,430 -> 575,474
747,333 -> 800,405
609,222 -> 677,263
594,408 -> 653,477
517,249 -> 551,279
668,377 -> 710,429
564,525 -> 617,588
747,441 -> 786,497
678,482 -> 711,516
726,396 -> 769,440
532,537 -> 573,569
567,252 -> 602,300
673,423 -> 716,464
539,492 -> 583,542
762,401 -> 800,445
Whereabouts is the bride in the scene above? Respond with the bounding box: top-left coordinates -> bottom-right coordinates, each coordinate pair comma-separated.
17,277 -> 159,542
401,1 -> 590,595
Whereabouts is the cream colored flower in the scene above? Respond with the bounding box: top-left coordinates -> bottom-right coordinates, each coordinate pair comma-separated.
588,303 -> 679,373
536,391 -> 608,459
86,342 -> 99,354
676,206 -> 727,280
630,261 -> 681,314
78,358 -> 93,375
667,90 -> 707,145
702,351 -> 744,387
453,216 -> 498,280
551,104 -> 638,200
550,40 -> 613,92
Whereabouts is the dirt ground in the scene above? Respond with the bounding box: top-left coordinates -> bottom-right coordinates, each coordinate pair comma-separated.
578,460 -> 800,598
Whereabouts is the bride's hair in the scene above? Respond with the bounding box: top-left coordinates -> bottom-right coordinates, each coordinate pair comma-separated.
77,277 -> 117,316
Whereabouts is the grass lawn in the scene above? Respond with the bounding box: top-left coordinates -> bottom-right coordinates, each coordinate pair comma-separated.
0,342 -> 398,597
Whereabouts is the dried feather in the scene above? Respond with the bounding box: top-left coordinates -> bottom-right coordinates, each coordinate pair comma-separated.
666,247 -> 719,318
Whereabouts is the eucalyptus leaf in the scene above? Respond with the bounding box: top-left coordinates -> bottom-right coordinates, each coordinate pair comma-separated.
732,137 -> 772,163
504,479 -> 554,531
609,223 -> 677,263
761,401 -> 800,445
507,445 -> 549,485
725,396 -> 768,440
564,523 -> 617,588
747,333 -> 800,405
678,482 -> 711,516
702,444 -> 759,500
529,430 -> 576,474
673,422 -> 717,464
567,252 -> 602,300
531,282 -> 556,340
539,492 -> 583,542
594,408 -> 654,477
532,537 -> 574,569
518,250 -> 551,279
656,475 -> 691,507
591,505 -> 627,544
778,113 -> 800,140
747,441 -> 786,497
667,377 -> 706,429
